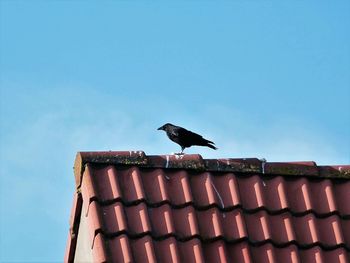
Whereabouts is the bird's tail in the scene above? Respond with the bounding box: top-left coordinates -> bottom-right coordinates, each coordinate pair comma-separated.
205,140 -> 218,150
207,143 -> 218,150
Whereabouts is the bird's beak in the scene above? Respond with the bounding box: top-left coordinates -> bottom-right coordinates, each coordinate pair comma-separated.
157,126 -> 163,130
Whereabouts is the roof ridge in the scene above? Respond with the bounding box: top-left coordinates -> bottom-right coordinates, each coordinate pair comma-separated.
74,151 -> 350,189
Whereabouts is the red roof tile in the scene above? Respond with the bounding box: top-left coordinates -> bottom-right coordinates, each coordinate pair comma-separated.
65,151 -> 350,263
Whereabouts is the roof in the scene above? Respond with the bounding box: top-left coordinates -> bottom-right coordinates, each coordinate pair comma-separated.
65,151 -> 350,263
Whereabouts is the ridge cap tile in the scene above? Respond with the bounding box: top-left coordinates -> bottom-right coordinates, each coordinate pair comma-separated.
148,154 -> 205,170
74,151 -> 350,182
205,158 -> 262,173
264,162 -> 319,177
319,165 -> 350,179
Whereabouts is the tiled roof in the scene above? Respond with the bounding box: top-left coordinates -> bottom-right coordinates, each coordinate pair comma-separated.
65,151 -> 350,263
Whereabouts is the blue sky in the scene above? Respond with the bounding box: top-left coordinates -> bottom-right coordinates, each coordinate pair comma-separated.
0,1 -> 349,262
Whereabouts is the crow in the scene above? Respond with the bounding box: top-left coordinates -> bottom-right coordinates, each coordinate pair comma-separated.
157,123 -> 217,154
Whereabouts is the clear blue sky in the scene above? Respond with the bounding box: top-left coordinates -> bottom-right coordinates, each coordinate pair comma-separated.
0,1 -> 349,262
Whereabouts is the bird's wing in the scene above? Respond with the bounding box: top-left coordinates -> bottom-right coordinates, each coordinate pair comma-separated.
178,128 -> 203,140
178,128 -> 216,147
178,128 -> 207,145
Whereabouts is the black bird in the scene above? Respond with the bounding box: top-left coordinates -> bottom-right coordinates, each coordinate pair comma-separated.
157,123 -> 217,154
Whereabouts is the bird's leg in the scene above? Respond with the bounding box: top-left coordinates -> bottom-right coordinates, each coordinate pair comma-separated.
175,146 -> 185,155
180,146 -> 185,155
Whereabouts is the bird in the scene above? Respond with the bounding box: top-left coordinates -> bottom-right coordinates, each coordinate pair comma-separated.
157,123 -> 217,154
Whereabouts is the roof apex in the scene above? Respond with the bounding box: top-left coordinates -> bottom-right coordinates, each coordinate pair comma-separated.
74,151 -> 148,188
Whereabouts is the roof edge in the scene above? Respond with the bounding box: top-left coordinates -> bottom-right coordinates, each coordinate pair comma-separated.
64,192 -> 83,263
73,151 -> 350,189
